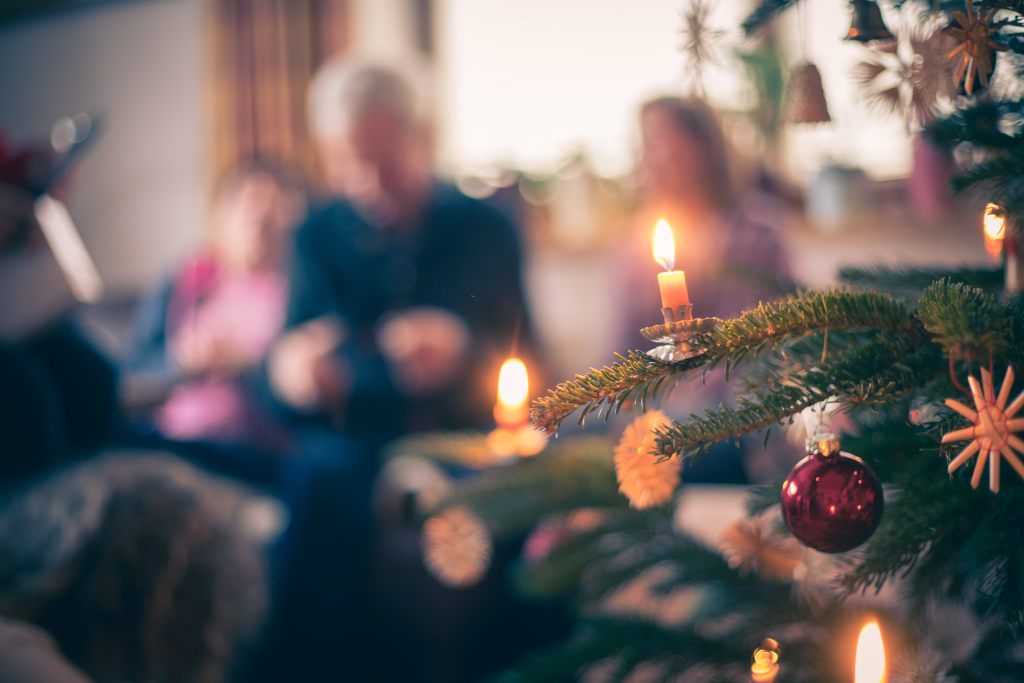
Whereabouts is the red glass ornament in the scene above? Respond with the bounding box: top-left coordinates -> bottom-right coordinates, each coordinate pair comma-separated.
780,435 -> 883,553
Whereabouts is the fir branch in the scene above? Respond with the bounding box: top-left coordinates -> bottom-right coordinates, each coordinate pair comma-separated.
654,384 -> 822,461
512,510 -> 654,599
830,407 -> 1024,632
925,99 -> 1024,211
841,446 -> 1024,631
926,99 -> 1024,151
653,338 -> 941,459
514,507 -> 675,600
838,265 -> 1003,299
704,289 -> 917,367
917,279 -> 1014,357
582,518 -> 747,602
986,0 -> 1024,14
386,431 -> 503,468
745,483 -> 784,516
531,290 -> 916,435
892,1 -> 1024,15
950,152 -> 1024,213
530,351 -> 700,435
428,438 -> 624,536
495,617 -> 751,683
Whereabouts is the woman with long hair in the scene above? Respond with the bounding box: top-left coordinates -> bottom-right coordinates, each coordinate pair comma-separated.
619,97 -> 793,483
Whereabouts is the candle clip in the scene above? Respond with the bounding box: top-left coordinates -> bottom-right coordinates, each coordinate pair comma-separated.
641,315 -> 720,362
661,303 -> 693,324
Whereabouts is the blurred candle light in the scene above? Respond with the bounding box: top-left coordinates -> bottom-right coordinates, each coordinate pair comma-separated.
750,638 -> 781,682
488,358 -> 547,457
494,358 -> 529,429
854,621 -> 886,683
652,219 -> 690,319
984,202 -> 1007,260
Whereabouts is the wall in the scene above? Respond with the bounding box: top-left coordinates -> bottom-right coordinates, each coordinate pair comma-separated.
348,0 -> 418,61
433,0 -> 913,181
0,0 -> 207,294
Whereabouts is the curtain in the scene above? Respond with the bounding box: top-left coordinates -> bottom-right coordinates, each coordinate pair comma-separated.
208,0 -> 349,183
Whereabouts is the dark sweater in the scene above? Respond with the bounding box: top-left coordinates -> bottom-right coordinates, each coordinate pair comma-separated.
285,183 -> 536,437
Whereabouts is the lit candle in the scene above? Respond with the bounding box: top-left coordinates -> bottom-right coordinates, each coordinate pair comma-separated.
489,358 -> 547,457
750,638 -> 780,682
854,621 -> 886,683
652,219 -> 690,318
984,202 -> 1007,260
494,358 -> 529,429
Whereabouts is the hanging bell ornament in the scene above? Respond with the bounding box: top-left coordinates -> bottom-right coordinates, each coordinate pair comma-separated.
783,63 -> 831,125
844,0 -> 895,43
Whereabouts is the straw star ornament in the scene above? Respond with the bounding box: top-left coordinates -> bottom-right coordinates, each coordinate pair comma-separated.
679,0 -> 725,97
944,0 -> 1006,95
942,367 -> 1024,493
614,410 -> 681,509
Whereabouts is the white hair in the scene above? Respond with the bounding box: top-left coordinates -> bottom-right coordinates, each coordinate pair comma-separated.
307,57 -> 431,141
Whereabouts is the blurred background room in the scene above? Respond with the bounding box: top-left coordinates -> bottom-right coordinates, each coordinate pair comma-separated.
0,0 -> 999,681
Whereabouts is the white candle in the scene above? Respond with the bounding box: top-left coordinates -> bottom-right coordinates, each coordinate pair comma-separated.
494,358 -> 529,429
652,219 -> 690,310
488,357 -> 547,457
854,621 -> 886,683
984,202 -> 1007,261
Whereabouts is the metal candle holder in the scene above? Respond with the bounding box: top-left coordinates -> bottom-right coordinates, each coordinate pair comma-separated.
640,305 -> 719,362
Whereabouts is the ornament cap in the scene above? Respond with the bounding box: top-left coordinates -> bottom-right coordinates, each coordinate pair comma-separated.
806,431 -> 841,457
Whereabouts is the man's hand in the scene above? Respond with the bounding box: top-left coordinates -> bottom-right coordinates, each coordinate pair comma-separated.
268,317 -> 348,411
377,307 -> 471,395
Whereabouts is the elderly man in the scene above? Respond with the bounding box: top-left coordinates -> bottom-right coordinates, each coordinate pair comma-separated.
255,60 -> 538,681
270,59 -> 534,439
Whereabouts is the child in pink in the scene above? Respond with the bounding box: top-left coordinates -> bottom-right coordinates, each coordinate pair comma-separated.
128,161 -> 304,453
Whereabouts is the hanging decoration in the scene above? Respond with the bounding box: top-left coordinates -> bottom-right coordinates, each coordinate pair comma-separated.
678,0 -> 726,97
944,0 -> 1006,96
613,410 -> 681,509
852,23 -> 955,128
422,506 -> 493,587
719,513 -> 804,581
780,432 -> 884,553
783,0 -> 831,125
783,63 -> 831,124
941,367 -> 1024,493
844,0 -> 895,43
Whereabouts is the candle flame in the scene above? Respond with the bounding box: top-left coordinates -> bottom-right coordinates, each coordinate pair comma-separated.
984,202 -> 1007,241
854,621 -> 886,683
652,219 -> 676,271
497,358 -> 529,408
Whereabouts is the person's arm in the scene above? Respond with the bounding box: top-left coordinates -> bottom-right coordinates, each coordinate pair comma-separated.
120,276 -> 181,409
124,276 -> 174,374
274,209 -> 403,421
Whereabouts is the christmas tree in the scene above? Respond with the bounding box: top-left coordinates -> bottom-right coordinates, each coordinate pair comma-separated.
399,1 -> 1024,680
